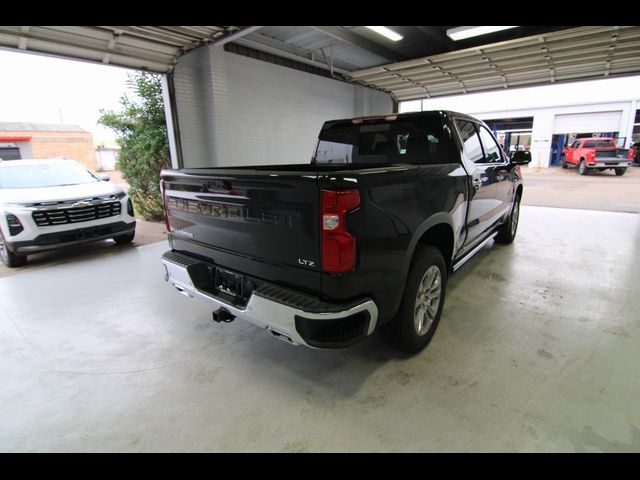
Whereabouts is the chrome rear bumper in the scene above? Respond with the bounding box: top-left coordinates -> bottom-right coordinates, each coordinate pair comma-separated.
161,251 -> 378,348
589,161 -> 631,168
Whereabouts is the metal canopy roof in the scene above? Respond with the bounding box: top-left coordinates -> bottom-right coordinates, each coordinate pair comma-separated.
0,26 -> 253,72
1,26 -> 639,101
346,26 -> 640,101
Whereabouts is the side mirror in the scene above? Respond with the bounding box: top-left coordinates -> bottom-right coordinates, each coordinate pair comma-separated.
510,150 -> 531,165
98,174 -> 111,181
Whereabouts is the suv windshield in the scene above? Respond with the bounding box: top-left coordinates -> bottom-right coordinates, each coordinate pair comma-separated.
0,162 -> 99,189
314,114 -> 450,165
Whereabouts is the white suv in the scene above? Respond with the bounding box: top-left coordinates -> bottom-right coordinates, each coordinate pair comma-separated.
0,158 -> 136,267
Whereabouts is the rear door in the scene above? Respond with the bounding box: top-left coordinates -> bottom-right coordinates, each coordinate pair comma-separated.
453,118 -> 503,248
568,140 -> 582,163
162,168 -> 321,293
476,124 -> 512,219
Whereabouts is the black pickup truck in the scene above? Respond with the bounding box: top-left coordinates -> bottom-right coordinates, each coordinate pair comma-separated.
160,111 -> 530,353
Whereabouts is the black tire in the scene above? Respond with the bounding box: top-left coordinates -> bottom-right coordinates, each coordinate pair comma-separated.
560,154 -> 567,169
578,159 -> 588,175
113,230 -> 135,244
495,194 -> 521,244
0,233 -> 27,268
383,245 -> 447,354
615,168 -> 626,176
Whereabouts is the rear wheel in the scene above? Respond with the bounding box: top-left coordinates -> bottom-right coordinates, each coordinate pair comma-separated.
578,159 -> 588,175
383,245 -> 447,354
615,168 -> 626,176
0,233 -> 27,268
113,230 -> 135,244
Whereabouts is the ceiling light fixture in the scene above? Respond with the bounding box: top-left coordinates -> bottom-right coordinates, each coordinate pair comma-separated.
446,26 -> 518,41
365,26 -> 403,42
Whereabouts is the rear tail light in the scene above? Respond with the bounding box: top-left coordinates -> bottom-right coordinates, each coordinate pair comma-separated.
5,213 -> 24,236
321,189 -> 360,273
159,180 -> 171,232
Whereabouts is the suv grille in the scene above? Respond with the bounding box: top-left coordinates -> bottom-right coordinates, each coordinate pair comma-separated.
32,202 -> 122,226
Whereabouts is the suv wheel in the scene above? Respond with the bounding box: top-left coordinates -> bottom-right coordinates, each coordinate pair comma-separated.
615,168 -> 626,176
383,245 -> 447,353
0,233 -> 27,268
113,230 -> 135,245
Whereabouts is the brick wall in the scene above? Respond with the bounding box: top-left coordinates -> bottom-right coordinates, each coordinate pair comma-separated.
0,130 -> 97,170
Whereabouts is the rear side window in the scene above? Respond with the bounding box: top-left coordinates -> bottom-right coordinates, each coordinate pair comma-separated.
314,115 -> 451,165
454,119 -> 484,164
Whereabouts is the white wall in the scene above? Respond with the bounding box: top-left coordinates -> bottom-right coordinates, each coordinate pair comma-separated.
416,76 -> 640,114
172,45 -> 393,168
16,141 -> 32,159
171,47 -> 215,169
403,75 -> 640,167
95,148 -> 117,171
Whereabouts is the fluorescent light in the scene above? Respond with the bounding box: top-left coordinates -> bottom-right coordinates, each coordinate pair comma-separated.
365,26 -> 403,42
446,26 -> 518,41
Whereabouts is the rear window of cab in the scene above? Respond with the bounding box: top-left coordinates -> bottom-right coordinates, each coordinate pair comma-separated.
583,140 -> 615,148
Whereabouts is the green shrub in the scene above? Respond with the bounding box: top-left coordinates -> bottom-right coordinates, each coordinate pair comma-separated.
99,73 -> 170,221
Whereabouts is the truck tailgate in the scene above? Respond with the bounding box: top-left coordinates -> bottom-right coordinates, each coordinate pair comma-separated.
161,168 -> 321,294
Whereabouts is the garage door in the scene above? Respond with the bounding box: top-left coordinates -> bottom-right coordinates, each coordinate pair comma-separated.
553,111 -> 622,134
0,147 -> 21,160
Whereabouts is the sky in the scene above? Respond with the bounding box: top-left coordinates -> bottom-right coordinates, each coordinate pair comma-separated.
0,49 -> 137,143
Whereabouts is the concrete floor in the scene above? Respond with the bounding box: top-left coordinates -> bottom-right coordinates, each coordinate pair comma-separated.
0,206 -> 638,452
522,165 -> 640,214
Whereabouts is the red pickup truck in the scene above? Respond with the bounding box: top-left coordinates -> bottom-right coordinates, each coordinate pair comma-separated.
561,137 -> 632,176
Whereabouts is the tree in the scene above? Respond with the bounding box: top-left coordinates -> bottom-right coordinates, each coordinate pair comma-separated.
99,72 -> 170,221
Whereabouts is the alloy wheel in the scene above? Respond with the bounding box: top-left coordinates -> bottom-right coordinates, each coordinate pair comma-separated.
414,265 -> 442,336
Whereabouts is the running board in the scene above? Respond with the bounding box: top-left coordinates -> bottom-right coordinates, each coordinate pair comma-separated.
452,232 -> 497,272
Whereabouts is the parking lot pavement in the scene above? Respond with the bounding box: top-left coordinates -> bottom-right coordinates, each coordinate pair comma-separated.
521,165 -> 640,214
0,218 -> 166,279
